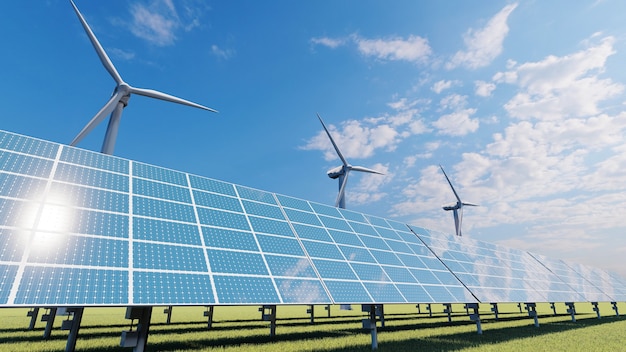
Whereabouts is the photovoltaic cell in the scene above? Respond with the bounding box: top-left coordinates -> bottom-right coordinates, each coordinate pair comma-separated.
0,129 -> 624,307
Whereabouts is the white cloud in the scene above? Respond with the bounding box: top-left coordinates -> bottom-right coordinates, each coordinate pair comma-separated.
447,3 -> 518,69
125,0 -> 208,47
302,105 -> 430,160
433,109 -> 479,136
109,48 -> 135,61
439,94 -> 468,110
211,45 -> 234,59
310,37 -> 346,49
475,80 -> 496,97
501,36 -> 623,120
355,35 -> 432,64
431,80 -> 460,94
350,163 -> 391,205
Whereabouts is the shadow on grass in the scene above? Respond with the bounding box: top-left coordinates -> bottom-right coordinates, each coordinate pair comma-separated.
39,313 -> 626,351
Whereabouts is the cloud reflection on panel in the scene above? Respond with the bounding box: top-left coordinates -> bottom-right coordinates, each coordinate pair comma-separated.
274,258 -> 331,304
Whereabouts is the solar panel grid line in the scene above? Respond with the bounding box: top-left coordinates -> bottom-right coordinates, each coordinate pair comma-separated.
127,160 -> 134,305
228,185 -> 283,304
525,252 -> 590,302
335,209 -> 414,303
185,172 -> 219,305
6,145 -> 64,305
273,195 -> 336,304
553,257 -> 619,302
294,202 -> 379,303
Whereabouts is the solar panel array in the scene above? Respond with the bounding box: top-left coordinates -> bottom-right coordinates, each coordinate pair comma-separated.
1,129 -> 625,307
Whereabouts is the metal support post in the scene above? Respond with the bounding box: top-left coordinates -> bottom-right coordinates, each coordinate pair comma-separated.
565,302 -> 576,322
376,305 -> 385,327
416,304 -> 421,314
120,306 -> 153,352
325,304 -> 331,318
611,301 -> 619,316
443,303 -> 453,322
517,302 -> 523,313
204,306 -> 215,329
550,302 -> 557,316
42,307 -> 57,339
27,307 -> 39,330
427,303 -> 432,317
524,303 -> 539,327
259,305 -> 277,337
307,305 -> 315,324
163,306 -> 173,324
591,302 -> 601,319
61,307 -> 84,352
490,303 -> 499,321
361,305 -> 378,350
465,303 -> 482,334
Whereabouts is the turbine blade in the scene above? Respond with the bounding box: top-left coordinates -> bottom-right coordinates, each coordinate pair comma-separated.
70,0 -> 123,85
317,113 -> 349,167
131,87 -> 218,113
462,202 -> 479,207
350,165 -> 385,175
335,171 -> 350,208
440,165 -> 462,203
70,91 -> 124,146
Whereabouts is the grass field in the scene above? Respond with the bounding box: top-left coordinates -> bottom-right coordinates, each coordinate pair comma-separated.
1,302 -> 625,351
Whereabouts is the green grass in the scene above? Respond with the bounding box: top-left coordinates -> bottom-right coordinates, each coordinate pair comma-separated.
1,302 -> 625,351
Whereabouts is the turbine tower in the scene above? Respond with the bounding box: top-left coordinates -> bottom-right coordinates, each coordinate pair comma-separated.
440,165 -> 478,237
317,113 -> 384,209
69,0 -> 217,155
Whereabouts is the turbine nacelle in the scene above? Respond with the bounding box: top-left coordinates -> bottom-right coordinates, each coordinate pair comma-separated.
327,165 -> 344,179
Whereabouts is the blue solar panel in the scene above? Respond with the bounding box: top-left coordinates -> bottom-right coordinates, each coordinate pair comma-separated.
0,129 -> 624,307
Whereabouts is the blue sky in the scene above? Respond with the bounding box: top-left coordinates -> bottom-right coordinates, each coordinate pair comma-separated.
3,0 -> 626,277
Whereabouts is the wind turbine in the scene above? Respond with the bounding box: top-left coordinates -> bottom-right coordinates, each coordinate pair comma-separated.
317,113 -> 384,209
68,0 -> 217,155
439,165 -> 478,237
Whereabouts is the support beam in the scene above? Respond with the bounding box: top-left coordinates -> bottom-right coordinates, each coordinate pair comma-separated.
325,304 -> 331,318
465,303 -> 482,334
163,306 -> 173,324
42,307 -> 57,339
443,303 -> 453,323
426,303 -> 433,317
307,305 -> 315,324
490,303 -> 499,321
565,302 -> 576,322
550,302 -> 557,316
416,304 -> 421,314
524,303 -> 539,327
376,305 -> 385,327
60,307 -> 84,352
259,305 -> 277,337
26,307 -> 39,331
611,301 -> 619,316
517,302 -> 523,313
591,302 -> 601,319
361,305 -> 378,350
120,306 -> 153,352
204,306 -> 215,329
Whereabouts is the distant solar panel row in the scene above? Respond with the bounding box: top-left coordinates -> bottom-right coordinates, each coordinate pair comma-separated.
1,129 -> 625,307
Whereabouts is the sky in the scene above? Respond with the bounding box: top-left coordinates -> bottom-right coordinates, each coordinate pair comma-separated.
2,0 -> 626,277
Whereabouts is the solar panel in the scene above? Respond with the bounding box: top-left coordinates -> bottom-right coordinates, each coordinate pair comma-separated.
530,252 -> 626,302
410,226 -> 586,303
0,129 -> 623,307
